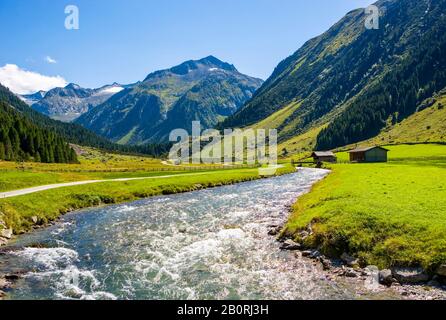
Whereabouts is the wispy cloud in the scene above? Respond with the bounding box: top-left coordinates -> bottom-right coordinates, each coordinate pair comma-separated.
45,56 -> 57,64
0,64 -> 67,94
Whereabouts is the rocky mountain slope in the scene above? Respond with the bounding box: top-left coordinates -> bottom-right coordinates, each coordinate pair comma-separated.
31,83 -> 130,122
76,56 -> 263,144
19,91 -> 46,106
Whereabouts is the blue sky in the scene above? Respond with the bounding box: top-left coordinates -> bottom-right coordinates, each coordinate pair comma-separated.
0,0 -> 374,92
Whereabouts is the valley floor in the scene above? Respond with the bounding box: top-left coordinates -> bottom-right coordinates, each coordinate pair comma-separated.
284,144 -> 446,274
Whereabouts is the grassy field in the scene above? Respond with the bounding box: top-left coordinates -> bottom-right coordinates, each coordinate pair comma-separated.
283,144 -> 446,273
0,147 -> 252,192
0,164 -> 295,235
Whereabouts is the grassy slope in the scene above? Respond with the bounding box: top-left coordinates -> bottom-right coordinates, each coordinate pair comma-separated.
284,144 -> 446,272
0,165 -> 295,234
251,101 -> 302,130
368,95 -> 446,146
278,124 -> 327,156
246,99 -> 328,157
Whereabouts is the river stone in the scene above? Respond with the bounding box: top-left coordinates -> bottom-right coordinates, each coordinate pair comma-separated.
318,257 -> 332,270
31,216 -> 38,224
379,269 -> 394,286
436,265 -> 446,277
4,274 -> 21,281
341,253 -> 359,267
392,267 -> 430,284
0,277 -> 8,289
268,227 -> 281,236
345,269 -> 359,278
427,279 -> 441,287
0,228 -> 13,240
301,250 -> 313,257
280,240 -> 301,251
0,238 -> 7,246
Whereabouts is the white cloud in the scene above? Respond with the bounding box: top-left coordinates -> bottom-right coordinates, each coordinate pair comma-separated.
45,56 -> 57,64
99,86 -> 124,94
0,64 -> 67,95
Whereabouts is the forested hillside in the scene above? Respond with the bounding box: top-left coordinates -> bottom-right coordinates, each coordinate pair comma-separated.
0,84 -> 169,157
0,100 -> 78,163
223,0 -> 446,152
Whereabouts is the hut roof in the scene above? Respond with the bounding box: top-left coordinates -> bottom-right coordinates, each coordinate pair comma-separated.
312,151 -> 336,157
348,146 -> 390,154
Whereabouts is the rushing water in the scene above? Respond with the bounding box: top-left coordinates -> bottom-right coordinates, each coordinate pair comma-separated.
0,169 -> 394,300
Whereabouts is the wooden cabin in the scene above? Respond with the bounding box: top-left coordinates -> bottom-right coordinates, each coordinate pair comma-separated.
311,151 -> 337,163
348,146 -> 389,163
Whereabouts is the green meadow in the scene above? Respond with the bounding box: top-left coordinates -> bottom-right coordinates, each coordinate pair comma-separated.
284,144 -> 446,273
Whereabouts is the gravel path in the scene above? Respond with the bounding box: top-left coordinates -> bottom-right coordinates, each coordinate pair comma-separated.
0,172 -> 210,199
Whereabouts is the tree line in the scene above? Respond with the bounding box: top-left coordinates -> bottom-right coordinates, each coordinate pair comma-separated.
0,84 -> 171,159
0,100 -> 78,163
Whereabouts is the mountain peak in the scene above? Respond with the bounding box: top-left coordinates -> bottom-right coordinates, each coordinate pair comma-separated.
65,83 -> 82,90
198,55 -> 237,72
168,56 -> 237,76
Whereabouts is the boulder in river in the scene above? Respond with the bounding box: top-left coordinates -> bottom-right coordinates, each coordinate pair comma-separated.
280,239 -> 302,251
0,238 -> 8,246
392,267 -> 430,284
301,250 -> 313,257
344,268 -> 359,278
436,265 -> 446,277
341,253 -> 359,268
268,226 -> 281,236
379,269 -> 394,286
4,274 -> 22,281
0,277 -> 8,289
318,256 -> 332,270
0,228 -> 13,240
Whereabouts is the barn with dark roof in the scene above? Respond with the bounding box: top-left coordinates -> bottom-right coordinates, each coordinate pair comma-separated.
311,151 -> 337,163
348,146 -> 389,163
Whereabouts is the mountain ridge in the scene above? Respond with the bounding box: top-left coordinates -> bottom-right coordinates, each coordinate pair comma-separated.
223,0 -> 446,153
76,56 -> 263,145
31,82 -> 133,122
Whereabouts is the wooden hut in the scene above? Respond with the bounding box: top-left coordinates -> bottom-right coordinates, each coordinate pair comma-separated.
348,146 -> 389,163
311,151 -> 337,163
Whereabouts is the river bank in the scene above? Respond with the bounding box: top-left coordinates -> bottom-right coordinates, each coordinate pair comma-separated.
274,231 -> 446,300
281,144 -> 446,294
